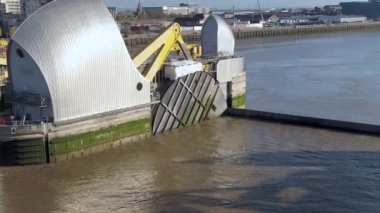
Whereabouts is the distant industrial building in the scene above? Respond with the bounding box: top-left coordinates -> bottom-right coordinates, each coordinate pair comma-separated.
234,14 -> 271,24
174,14 -> 206,31
0,3 -> 6,13
323,5 -> 342,15
20,0 -> 51,19
1,0 -> 20,14
174,14 -> 205,26
340,0 -> 380,20
20,0 -> 118,20
20,0 -> 52,19
0,13 -> 20,36
319,15 -> 367,23
278,16 -> 317,25
142,2 -> 210,16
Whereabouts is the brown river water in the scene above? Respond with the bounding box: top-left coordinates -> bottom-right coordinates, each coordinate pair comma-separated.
1,32 -> 380,212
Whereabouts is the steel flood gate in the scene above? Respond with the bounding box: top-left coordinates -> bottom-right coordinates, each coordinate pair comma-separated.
153,71 -> 227,134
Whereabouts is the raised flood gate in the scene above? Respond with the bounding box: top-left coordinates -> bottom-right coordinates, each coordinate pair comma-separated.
226,108 -> 380,136
153,72 -> 226,134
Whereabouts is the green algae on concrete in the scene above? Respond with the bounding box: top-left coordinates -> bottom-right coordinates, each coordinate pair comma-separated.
232,93 -> 246,109
49,118 -> 151,159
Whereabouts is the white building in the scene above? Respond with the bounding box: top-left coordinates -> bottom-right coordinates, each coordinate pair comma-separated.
341,16 -> 367,23
319,15 -> 367,23
143,3 -> 210,16
1,0 -> 20,14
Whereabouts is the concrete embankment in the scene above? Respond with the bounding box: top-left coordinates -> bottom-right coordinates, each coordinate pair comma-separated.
226,108 -> 380,136
0,107 -> 151,165
124,22 -> 380,47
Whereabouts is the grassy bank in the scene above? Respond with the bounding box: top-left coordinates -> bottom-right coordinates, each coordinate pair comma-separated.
49,118 -> 151,159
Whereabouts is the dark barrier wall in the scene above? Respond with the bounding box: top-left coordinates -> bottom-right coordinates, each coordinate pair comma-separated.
226,108 -> 380,136
341,2 -> 380,20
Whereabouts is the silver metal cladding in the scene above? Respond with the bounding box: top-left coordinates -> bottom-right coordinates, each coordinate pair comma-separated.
8,0 -> 150,123
201,14 -> 235,57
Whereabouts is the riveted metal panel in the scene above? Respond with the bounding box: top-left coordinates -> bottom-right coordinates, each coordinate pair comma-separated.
9,0 -> 150,123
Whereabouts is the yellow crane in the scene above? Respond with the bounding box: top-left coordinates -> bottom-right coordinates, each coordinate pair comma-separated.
0,39 -> 8,85
132,23 -> 201,82
0,71 -> 7,84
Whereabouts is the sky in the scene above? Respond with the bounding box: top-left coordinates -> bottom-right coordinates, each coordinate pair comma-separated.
106,0 -> 368,10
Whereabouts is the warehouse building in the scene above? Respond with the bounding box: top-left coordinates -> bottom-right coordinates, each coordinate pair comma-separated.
318,15 -> 367,23
340,0 -> 380,20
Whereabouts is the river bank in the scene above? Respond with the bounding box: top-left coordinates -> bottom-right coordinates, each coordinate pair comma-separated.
124,22 -> 380,47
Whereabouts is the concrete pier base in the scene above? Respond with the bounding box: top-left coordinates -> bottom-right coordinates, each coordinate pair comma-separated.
0,106 -> 152,165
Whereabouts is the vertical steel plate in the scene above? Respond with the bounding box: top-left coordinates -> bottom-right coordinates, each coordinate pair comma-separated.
153,72 -> 227,135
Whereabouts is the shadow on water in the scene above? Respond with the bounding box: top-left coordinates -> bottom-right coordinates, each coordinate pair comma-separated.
153,151 -> 380,213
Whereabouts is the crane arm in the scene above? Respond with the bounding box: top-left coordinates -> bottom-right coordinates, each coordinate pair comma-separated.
0,71 -> 7,80
132,23 -> 192,82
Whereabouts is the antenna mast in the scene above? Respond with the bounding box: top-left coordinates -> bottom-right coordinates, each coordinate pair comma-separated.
257,0 -> 264,22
